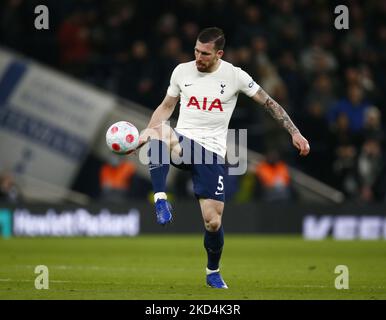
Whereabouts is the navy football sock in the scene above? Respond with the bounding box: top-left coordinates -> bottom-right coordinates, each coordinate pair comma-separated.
204,225 -> 224,271
148,139 -> 170,193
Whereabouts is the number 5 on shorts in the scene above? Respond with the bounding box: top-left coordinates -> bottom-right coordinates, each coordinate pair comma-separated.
217,175 -> 224,191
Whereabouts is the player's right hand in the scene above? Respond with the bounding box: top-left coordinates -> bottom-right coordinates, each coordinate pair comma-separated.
126,135 -> 148,155
292,132 -> 310,156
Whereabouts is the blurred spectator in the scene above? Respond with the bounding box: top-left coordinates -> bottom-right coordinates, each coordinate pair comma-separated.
102,2 -> 134,61
57,10 -> 91,77
117,40 -> 156,106
331,142 -> 359,199
0,172 -> 21,203
344,66 -> 362,87
362,106 -> 384,143
329,112 -> 361,154
233,4 -> 264,47
250,34 -> 270,68
277,50 -> 305,109
328,112 -> 361,195
298,101 -> 330,183
300,33 -> 337,76
328,84 -> 371,132
180,21 -> 199,52
305,73 -> 336,116
358,65 -> 379,102
343,25 -> 367,56
152,12 -> 178,50
235,46 -> 253,72
269,0 -> 304,54
357,138 -> 385,202
254,150 -> 293,202
99,156 -> 137,203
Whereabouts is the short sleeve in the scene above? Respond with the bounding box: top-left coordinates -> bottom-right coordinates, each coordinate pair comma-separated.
166,65 -> 181,97
238,68 -> 260,97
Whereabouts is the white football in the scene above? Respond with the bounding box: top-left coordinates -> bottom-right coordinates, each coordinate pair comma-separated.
106,121 -> 139,154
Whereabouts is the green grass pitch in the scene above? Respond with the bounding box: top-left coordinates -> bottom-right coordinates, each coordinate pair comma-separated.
0,235 -> 385,299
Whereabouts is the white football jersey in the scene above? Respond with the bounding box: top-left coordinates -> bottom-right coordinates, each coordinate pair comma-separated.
167,59 -> 259,158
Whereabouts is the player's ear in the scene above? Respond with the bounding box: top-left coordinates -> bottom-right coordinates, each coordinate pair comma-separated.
216,50 -> 224,59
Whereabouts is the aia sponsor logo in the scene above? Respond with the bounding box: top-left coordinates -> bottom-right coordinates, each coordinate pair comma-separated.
187,96 -> 223,112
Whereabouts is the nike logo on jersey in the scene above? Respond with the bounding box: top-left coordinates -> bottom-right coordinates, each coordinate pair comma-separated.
215,191 -> 224,195
184,83 -> 193,87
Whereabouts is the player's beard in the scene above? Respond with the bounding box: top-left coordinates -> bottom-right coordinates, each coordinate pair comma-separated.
196,61 -> 207,72
196,59 -> 216,72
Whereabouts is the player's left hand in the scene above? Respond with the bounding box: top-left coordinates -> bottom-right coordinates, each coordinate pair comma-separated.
292,132 -> 310,156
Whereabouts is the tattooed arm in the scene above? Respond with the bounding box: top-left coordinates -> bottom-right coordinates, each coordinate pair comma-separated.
252,87 -> 310,156
252,87 -> 299,135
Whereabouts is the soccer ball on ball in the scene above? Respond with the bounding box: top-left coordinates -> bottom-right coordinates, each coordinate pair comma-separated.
106,121 -> 140,154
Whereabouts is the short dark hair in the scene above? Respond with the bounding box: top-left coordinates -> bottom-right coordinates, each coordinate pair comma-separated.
197,27 -> 225,51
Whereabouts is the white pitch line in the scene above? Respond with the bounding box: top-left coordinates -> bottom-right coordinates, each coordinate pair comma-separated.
0,279 -> 116,284
12,265 -> 131,271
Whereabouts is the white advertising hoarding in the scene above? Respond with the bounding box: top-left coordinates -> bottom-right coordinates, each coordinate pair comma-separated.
0,49 -> 114,198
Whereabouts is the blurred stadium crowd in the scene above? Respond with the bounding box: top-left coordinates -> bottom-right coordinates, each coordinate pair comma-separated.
1,0 -> 386,203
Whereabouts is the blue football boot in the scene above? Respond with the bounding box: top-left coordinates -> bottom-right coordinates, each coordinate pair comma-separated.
155,199 -> 173,225
206,269 -> 228,289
